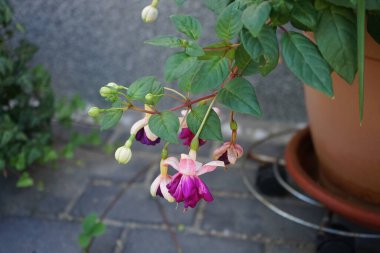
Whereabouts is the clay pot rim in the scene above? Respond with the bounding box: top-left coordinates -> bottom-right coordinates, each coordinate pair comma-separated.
285,127 -> 380,230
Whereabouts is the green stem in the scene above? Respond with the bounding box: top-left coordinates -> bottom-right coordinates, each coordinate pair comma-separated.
151,0 -> 159,7
357,0 -> 365,125
193,97 -> 217,140
164,87 -> 187,101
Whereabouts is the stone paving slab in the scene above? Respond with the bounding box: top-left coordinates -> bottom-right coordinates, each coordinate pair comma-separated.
177,232 -> 265,253
122,229 -> 176,253
201,196 -> 324,244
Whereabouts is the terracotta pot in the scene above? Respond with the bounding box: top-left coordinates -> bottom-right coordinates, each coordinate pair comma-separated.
305,32 -> 380,204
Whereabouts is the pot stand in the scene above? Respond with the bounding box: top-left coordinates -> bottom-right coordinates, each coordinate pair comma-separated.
241,129 -> 380,252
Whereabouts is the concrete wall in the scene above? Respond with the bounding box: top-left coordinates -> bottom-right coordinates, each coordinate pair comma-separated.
11,0 -> 307,122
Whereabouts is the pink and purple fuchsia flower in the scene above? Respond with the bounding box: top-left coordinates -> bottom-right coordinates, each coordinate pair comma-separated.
213,142 -> 244,165
164,153 -> 224,208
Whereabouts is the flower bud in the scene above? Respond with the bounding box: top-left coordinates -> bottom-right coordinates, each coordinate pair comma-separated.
88,107 -> 101,117
106,82 -> 119,89
99,86 -> 115,97
145,93 -> 154,104
141,5 -> 158,23
115,146 -> 132,164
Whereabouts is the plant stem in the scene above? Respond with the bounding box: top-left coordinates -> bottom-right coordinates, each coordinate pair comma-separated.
203,43 -> 240,52
357,0 -> 365,125
193,96 -> 217,140
169,92 -> 217,112
164,87 -> 187,101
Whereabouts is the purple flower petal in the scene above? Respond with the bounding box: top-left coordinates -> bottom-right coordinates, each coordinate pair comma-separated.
136,128 -> 160,146
178,128 -> 206,147
217,151 -> 230,165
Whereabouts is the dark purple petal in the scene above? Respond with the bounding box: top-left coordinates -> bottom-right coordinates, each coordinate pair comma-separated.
156,187 -> 164,198
135,128 -> 160,146
217,151 -> 230,165
167,172 -> 213,209
178,128 -> 206,147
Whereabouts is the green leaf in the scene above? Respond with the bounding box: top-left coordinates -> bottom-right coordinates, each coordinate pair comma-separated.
92,223 -> 106,236
216,3 -> 243,40
203,0 -> 229,15
144,35 -> 182,48
128,76 -> 156,100
0,159 -> 5,170
164,52 -> 197,82
242,2 -> 272,37
171,15 -> 202,40
148,111 -> 180,143
190,57 -> 229,93
185,41 -> 205,57
83,214 -> 98,232
315,6 -> 357,83
149,80 -> 164,105
241,27 -> 279,75
178,63 -> 202,92
235,45 -> 258,76
187,105 -> 223,141
290,0 -> 318,31
99,100 -> 123,130
368,12 -> 380,44
16,172 -> 34,188
270,0 -> 292,25
217,78 -> 261,116
281,32 -> 333,96
78,234 -> 91,249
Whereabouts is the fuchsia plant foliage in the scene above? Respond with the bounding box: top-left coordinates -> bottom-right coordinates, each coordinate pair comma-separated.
89,0 -> 375,208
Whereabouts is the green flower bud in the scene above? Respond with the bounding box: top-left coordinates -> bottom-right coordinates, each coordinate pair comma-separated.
106,82 -> 119,89
230,120 -> 238,131
145,93 -> 154,104
99,86 -> 115,97
88,107 -> 101,117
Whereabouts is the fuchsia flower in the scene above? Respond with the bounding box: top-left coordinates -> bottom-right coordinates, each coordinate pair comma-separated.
164,153 -> 224,208
150,161 -> 175,203
213,142 -> 244,165
130,105 -> 160,146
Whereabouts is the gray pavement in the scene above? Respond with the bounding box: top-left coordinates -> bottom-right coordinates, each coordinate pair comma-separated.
1,123 -> 380,253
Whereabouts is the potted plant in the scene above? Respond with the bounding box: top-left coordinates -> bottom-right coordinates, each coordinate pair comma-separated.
89,0 -> 380,214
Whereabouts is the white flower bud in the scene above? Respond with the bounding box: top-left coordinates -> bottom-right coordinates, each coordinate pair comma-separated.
115,146 -> 132,164
141,5 -> 158,23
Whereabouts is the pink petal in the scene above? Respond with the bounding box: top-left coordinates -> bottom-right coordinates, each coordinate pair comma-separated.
196,160 -> 225,176
179,155 -> 197,175
234,144 -> 244,158
163,157 -> 180,171
227,147 -> 238,164
212,142 -> 230,160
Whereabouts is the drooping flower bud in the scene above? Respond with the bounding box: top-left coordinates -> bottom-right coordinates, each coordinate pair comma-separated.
99,86 -> 115,97
88,107 -> 101,117
141,5 -> 158,23
106,82 -> 119,89
115,146 -> 132,164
